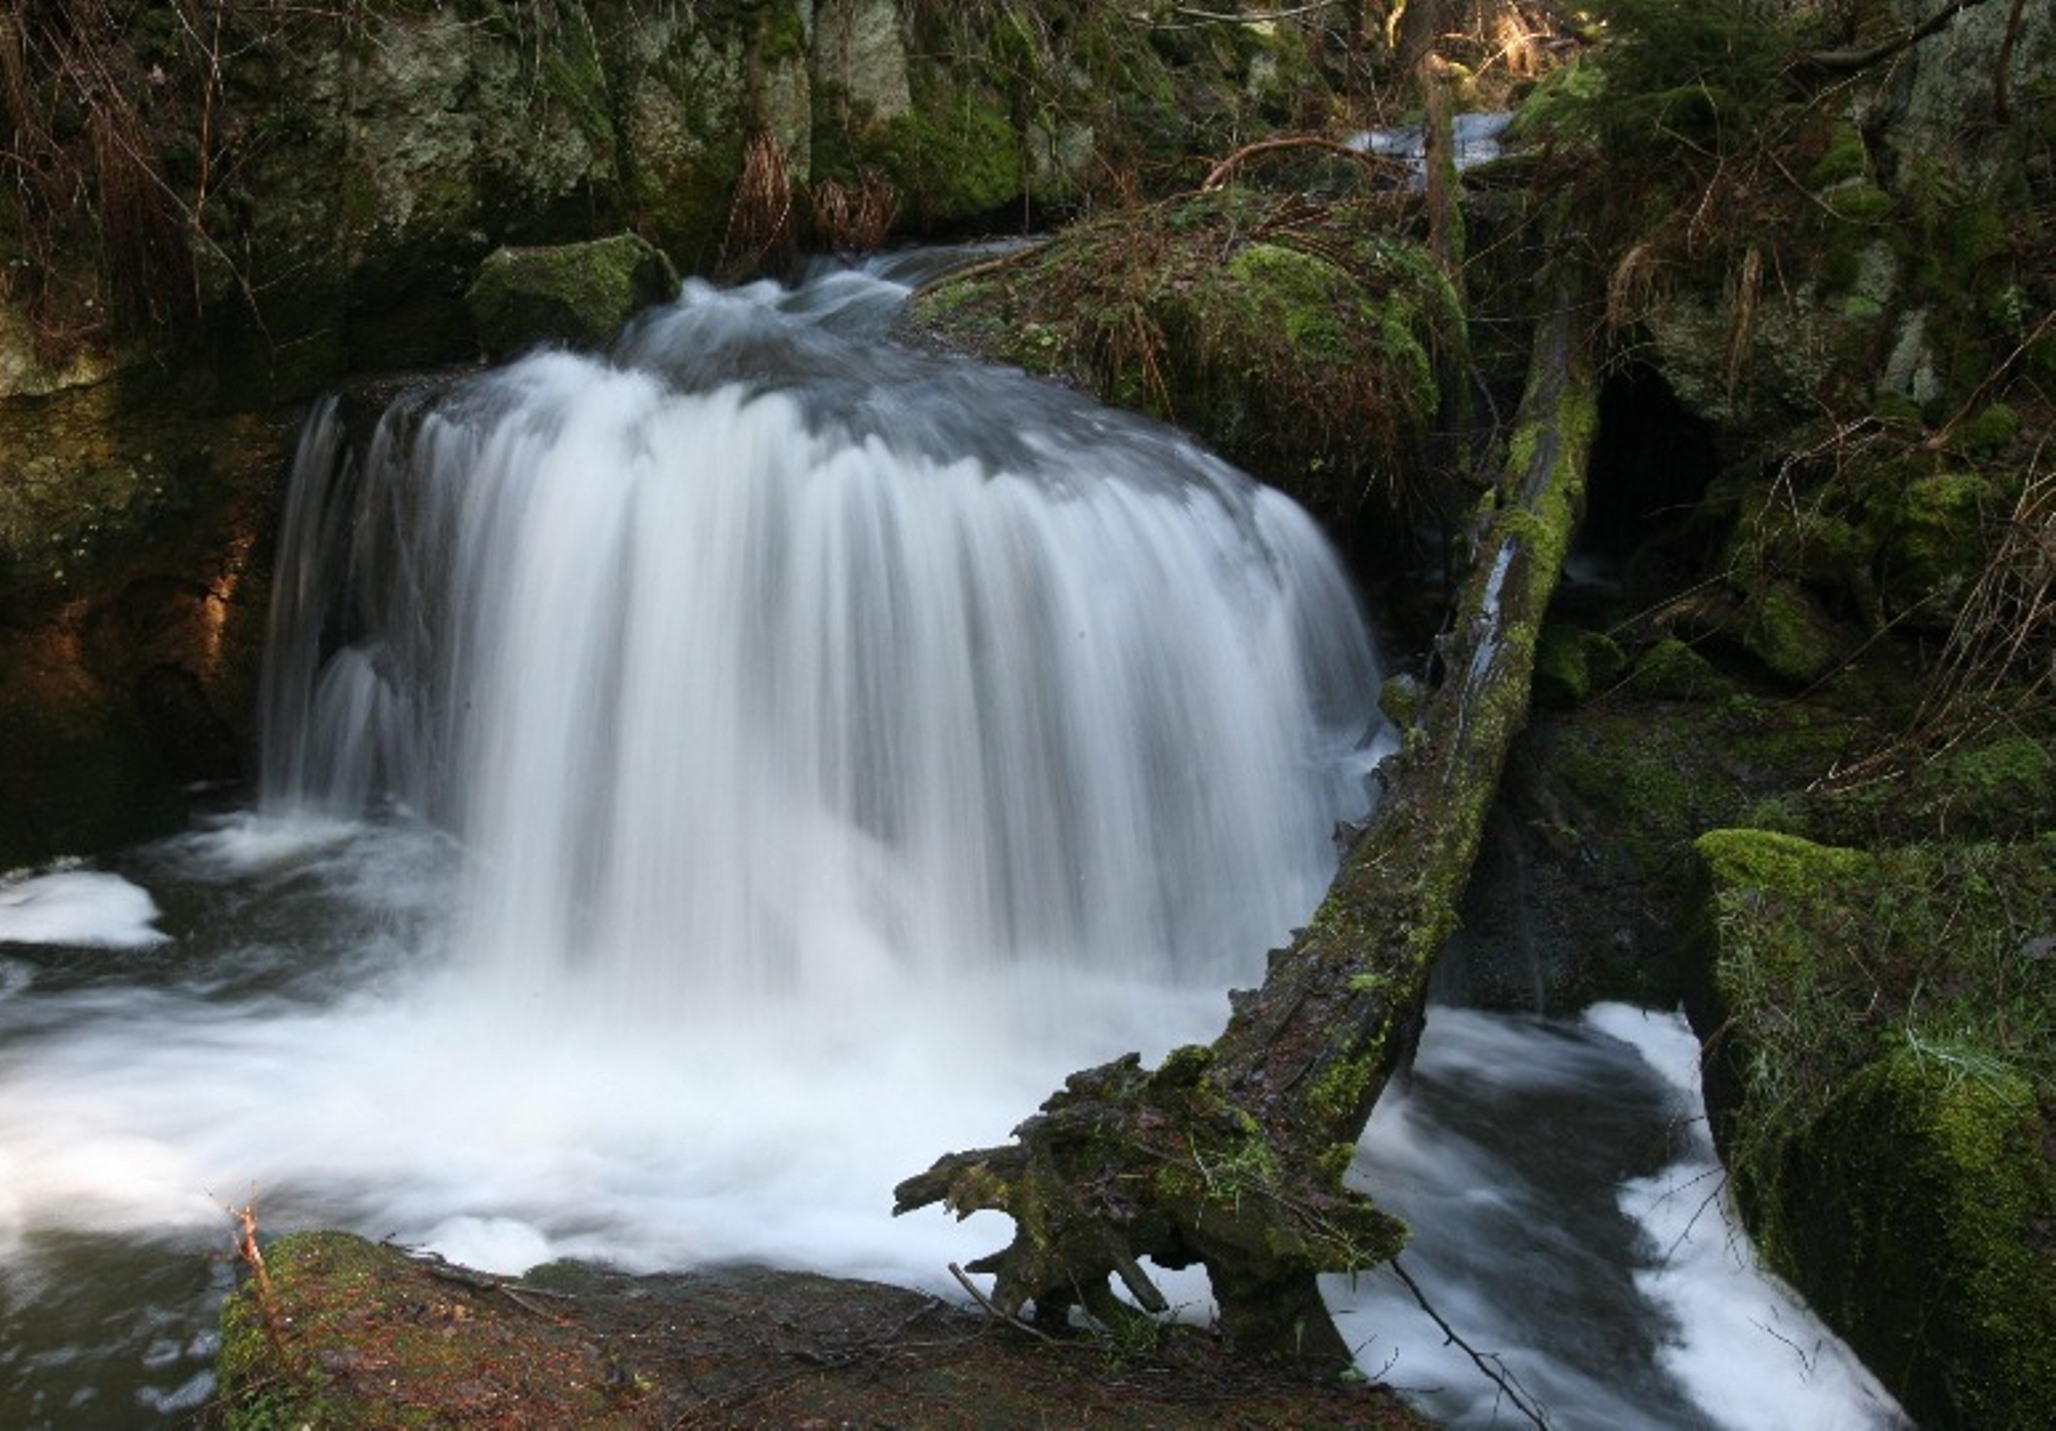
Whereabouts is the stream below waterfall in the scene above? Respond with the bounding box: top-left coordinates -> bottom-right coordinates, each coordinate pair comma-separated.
3,257 -> 1908,1428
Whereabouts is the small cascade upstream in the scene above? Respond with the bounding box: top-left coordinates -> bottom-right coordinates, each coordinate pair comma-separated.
0,259 -> 1907,1429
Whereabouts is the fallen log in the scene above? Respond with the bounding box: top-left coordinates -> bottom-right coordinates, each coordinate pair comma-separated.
895,265 -> 1599,1366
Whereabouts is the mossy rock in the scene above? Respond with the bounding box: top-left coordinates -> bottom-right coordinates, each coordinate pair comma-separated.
1805,123 -> 1870,190
872,94 -> 1025,229
904,191 -> 1464,530
1795,725 -> 2056,847
1693,833 -> 2056,1429
1533,622 -> 1626,708
1879,471 -> 1997,629
465,234 -> 681,361
1951,402 -> 2020,457
1695,827 -> 1874,901
1772,1047 -> 2054,1430
1741,579 -> 1843,684
1622,635 -> 1730,701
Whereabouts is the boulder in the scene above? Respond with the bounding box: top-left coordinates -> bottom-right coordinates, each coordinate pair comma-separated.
464,234 -> 681,361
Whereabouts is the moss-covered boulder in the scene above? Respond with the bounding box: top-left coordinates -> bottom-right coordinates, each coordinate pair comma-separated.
466,234 -> 681,361
1740,578 -> 1844,685
1533,622 -> 1625,708
1878,470 -> 2001,630
1797,1048 -> 2056,1430
904,189 -> 1467,540
1691,830 -> 2056,1429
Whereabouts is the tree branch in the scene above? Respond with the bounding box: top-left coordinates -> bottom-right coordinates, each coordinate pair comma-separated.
1798,0 -> 1997,76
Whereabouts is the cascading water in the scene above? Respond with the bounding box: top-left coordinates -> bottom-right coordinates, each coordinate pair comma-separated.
257,267 -> 1381,1019
0,258 -> 1383,1425
0,259 -> 1910,1430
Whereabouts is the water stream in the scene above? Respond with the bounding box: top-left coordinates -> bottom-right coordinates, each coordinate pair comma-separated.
2,260 -> 1905,1428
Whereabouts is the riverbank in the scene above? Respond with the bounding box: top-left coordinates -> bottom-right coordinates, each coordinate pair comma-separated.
214,1232 -> 1431,1430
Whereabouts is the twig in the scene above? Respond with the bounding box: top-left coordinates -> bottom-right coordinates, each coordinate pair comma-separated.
228,1199 -> 286,1351
1151,2 -> 1345,25
908,239 -> 1054,302
1994,0 -> 2027,121
949,1262 -> 1060,1343
1388,1256 -> 1550,1429
1199,136 -> 1407,192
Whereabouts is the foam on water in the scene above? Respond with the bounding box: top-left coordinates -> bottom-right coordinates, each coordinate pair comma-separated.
0,867 -> 167,949
1590,1004 -> 1913,1431
1331,1004 -> 1911,1430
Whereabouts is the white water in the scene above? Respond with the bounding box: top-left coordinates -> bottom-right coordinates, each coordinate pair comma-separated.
1333,1005 -> 1911,1430
0,261 -> 1904,1429
0,261 -> 1379,1424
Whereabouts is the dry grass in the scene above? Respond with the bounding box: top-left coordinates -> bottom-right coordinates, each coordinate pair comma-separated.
718,131 -> 796,282
1924,456 -> 2056,728
810,169 -> 899,254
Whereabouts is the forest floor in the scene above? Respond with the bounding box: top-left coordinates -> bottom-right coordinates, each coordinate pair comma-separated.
215,1231 -> 1433,1429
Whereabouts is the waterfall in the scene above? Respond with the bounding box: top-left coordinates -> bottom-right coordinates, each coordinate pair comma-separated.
258,268 -> 1383,1019
0,263 -> 1914,1430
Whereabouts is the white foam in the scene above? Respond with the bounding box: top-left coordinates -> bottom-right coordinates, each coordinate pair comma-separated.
1588,1004 -> 1914,1431
1328,1005 -> 1909,1430
0,847 -> 1234,1295
0,867 -> 168,949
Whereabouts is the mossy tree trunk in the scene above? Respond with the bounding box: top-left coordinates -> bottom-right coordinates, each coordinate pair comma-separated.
895,264 -> 1598,1366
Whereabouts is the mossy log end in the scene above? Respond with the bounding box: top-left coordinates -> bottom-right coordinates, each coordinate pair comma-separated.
895,277 -> 1598,1366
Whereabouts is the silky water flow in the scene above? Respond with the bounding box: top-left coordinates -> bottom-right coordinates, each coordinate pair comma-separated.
1,259 -> 1905,1428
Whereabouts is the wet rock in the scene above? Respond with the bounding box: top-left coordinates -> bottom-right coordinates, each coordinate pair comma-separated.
465,234 -> 681,361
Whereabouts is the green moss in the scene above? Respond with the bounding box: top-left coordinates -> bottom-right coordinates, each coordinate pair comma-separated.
1697,826 -> 1873,900
1695,832 -> 2056,1425
1624,636 -> 1730,701
1222,245 -> 1357,364
1534,623 -> 1624,708
1880,733 -> 2056,843
1881,471 -> 1995,626
464,232 -> 679,359
1806,125 -> 1869,190
879,99 -> 1023,224
1506,56 -> 1604,144
1775,1048 -> 2054,1428
757,0 -> 810,66
1952,402 -> 2019,456
1824,183 -> 1892,226
905,192 -> 1462,524
217,1232 -> 386,1430
1303,1049 -> 1383,1131
1743,579 -> 1841,684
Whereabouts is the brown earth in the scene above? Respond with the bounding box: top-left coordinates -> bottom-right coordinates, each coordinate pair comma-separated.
216,1231 -> 1435,1430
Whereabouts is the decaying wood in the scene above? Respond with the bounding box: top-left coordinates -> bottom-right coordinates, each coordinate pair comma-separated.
895,265 -> 1598,1366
